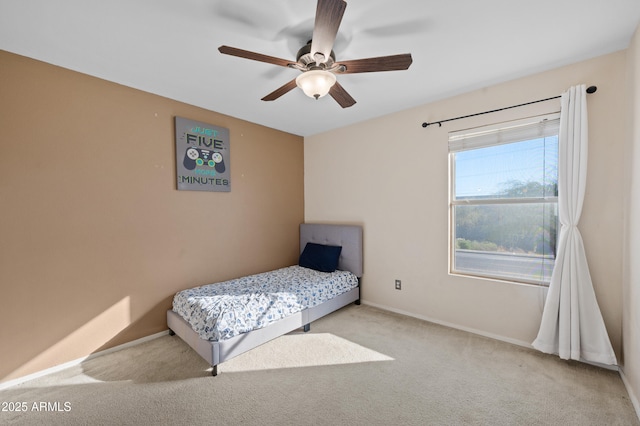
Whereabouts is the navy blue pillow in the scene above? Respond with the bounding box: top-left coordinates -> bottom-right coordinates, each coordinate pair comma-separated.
299,243 -> 342,273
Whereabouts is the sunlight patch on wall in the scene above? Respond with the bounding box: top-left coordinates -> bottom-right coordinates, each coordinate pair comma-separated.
10,297 -> 131,380
219,333 -> 394,373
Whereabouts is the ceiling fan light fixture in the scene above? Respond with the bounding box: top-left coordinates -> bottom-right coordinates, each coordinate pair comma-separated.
218,0 -> 411,108
295,70 -> 336,100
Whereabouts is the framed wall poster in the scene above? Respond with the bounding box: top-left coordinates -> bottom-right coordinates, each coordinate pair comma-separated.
175,117 -> 230,192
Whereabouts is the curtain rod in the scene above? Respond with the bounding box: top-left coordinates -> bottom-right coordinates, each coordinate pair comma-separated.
421,85 -> 597,128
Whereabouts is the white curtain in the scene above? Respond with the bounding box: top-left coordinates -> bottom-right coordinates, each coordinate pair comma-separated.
532,84 -> 617,365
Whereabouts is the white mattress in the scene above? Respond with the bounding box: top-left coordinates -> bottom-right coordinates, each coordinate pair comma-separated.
172,265 -> 358,341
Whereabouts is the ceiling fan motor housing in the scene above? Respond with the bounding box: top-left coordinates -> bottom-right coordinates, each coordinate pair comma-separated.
296,41 -> 336,70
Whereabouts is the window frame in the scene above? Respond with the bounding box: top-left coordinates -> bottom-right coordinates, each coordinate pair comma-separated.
448,113 -> 560,286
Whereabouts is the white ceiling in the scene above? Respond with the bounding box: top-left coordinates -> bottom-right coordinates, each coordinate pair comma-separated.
1,0 -> 639,136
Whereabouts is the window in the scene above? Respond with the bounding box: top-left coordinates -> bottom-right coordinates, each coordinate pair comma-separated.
449,114 -> 559,285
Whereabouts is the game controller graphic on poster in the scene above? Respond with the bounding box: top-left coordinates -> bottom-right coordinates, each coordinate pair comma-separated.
175,117 -> 230,192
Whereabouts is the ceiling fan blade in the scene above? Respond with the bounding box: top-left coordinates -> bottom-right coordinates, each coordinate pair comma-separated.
262,79 -> 298,101
310,0 -> 347,64
329,82 -> 356,108
336,54 -> 413,74
218,45 -> 294,68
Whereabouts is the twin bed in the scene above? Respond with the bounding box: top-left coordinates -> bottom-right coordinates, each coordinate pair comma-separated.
167,223 -> 363,376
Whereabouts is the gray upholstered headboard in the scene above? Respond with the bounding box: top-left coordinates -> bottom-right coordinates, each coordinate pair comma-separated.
300,223 -> 363,277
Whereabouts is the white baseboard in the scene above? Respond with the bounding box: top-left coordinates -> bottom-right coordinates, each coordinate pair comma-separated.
620,367 -> 640,422
0,330 -> 169,391
361,300 -> 619,371
362,300 -> 534,347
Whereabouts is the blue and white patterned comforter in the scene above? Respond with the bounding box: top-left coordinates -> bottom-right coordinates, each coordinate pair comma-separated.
172,265 -> 358,341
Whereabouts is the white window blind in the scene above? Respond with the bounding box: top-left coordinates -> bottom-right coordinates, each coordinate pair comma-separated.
449,114 -> 560,153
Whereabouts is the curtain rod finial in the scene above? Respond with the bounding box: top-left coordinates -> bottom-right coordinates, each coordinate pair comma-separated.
586,86 -> 597,94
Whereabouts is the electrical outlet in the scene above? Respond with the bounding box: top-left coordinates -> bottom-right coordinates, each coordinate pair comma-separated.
395,279 -> 402,290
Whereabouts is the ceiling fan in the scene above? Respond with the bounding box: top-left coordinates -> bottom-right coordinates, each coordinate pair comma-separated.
218,0 -> 413,108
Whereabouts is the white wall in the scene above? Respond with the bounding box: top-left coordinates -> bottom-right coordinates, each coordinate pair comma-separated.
305,51 -> 627,357
623,24 -> 640,415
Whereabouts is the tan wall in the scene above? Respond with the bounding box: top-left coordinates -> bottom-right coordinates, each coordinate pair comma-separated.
0,51 -> 304,383
305,51 -> 627,358
623,24 -> 640,414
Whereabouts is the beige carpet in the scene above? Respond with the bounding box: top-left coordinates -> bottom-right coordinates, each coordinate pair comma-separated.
1,304 -> 638,425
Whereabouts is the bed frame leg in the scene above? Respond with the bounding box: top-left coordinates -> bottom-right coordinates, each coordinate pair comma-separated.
303,324 -> 310,332
211,365 -> 218,377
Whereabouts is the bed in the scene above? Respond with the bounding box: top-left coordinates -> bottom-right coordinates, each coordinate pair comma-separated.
166,223 -> 363,376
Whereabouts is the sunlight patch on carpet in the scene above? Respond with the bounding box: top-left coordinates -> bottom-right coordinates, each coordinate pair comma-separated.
219,333 -> 393,373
